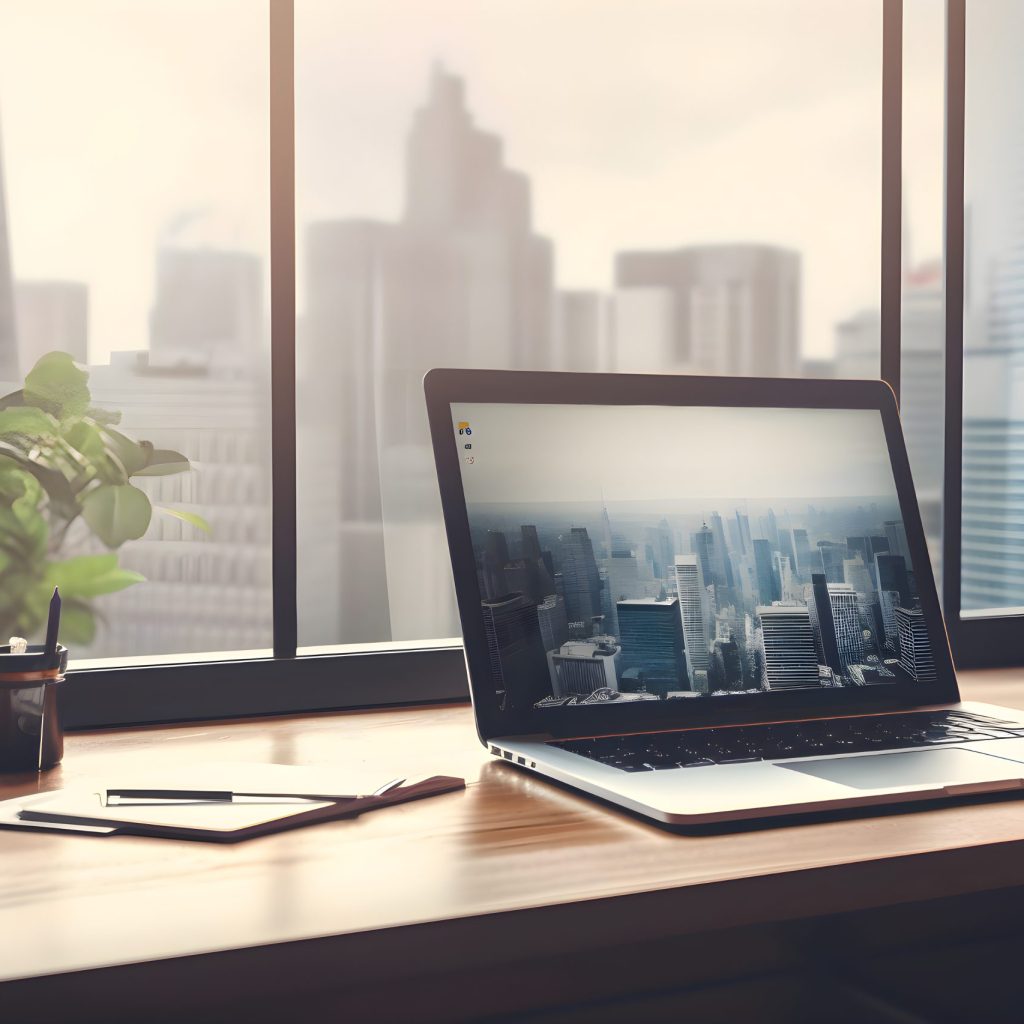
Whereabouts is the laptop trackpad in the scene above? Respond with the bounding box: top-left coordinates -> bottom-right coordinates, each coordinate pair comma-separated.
780,748 -> 1023,790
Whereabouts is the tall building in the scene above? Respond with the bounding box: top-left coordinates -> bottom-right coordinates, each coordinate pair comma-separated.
735,511 -> 753,555
301,66 -> 553,644
547,638 -> 620,699
537,594 -> 570,653
792,528 -> 817,578
482,530 -> 511,600
705,515 -> 734,589
0,118 -> 17,383
895,606 -> 936,682
86,356 -> 272,658
757,605 -> 821,690
808,573 -> 843,676
673,554 -> 712,687
615,244 -> 801,376
826,582 -> 865,670
561,527 -> 603,634
752,539 -> 780,604
14,280 -> 88,366
481,593 -> 549,710
616,597 -> 688,693
874,553 -> 912,607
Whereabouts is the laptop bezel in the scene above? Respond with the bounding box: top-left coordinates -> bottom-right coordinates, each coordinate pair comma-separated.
424,368 -> 960,743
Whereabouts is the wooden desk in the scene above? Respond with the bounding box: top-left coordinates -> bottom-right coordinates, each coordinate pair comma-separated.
4,669 -> 1024,1023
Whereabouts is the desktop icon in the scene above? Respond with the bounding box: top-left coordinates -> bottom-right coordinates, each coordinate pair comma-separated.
464,443 -> 472,450
465,427 -> 472,436
464,456 -> 475,465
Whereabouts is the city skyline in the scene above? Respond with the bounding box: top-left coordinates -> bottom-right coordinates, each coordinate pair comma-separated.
0,2 -> 946,367
467,495 -> 932,710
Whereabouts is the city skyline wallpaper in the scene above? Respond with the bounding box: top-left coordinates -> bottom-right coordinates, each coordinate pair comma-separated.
454,403 -> 937,711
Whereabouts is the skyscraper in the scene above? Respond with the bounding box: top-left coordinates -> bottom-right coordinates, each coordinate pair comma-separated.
757,606 -> 821,690
547,638 -> 620,699
827,583 -> 865,670
708,513 -> 735,589
0,118 -> 17,382
673,554 -> 712,688
301,66 -> 554,643
792,528 -> 817,578
895,606 -> 936,682
482,530 -> 510,600
735,511 -> 753,555
808,573 -> 843,676
874,553 -> 912,606
561,527 -> 603,634
753,539 -> 781,604
481,593 -> 550,710
616,597 -> 688,694
536,594 -> 570,653
615,244 -> 801,376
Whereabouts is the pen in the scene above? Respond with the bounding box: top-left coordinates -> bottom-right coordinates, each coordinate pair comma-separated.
102,777 -> 407,805
43,587 -> 61,657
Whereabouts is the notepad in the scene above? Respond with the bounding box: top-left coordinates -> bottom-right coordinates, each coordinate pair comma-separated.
21,788 -> 333,836
9,763 -> 466,842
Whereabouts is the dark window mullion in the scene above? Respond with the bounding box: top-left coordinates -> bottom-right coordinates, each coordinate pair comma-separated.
269,0 -> 298,659
880,0 -> 903,402
943,0 -> 967,650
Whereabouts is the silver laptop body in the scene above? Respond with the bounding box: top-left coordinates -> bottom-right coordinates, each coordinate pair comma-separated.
426,369 -> 1024,825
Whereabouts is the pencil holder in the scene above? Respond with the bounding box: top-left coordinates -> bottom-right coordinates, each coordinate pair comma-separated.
0,644 -> 69,772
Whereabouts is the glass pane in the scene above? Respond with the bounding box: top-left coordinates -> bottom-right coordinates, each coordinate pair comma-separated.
0,2 -> 272,658
296,0 -> 883,646
961,0 -> 1024,616
902,0 -> 945,588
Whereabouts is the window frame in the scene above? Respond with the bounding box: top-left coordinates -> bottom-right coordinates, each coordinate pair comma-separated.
61,0 -> 954,729
939,0 -> 1023,668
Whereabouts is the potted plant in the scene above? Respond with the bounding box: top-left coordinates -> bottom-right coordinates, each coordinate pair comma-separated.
0,352 -> 208,646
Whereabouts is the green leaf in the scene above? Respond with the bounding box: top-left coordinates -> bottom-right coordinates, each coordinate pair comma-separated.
101,428 -> 153,476
24,352 -> 91,418
59,599 -> 97,645
45,553 -> 145,598
0,406 -> 60,439
81,483 -> 152,547
62,418 -> 107,461
155,505 -> 211,533
133,448 -> 191,477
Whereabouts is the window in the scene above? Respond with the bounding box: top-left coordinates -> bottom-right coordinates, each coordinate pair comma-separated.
294,0 -> 886,650
0,2 -> 997,725
0,1 -> 273,661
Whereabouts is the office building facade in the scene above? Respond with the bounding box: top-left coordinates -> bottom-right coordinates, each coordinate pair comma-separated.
617,597 -> 689,693
757,605 -> 821,690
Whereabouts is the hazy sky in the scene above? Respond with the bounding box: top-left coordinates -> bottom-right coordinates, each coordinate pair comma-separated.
0,0 -> 944,365
452,402 -> 899,505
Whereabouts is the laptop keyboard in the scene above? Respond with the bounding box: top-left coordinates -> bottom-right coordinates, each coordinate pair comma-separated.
548,710 -> 1024,772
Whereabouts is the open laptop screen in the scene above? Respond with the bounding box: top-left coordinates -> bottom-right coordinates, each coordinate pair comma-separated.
450,402 -> 939,714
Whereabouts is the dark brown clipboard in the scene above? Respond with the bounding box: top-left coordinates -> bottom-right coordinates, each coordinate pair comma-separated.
18,775 -> 466,843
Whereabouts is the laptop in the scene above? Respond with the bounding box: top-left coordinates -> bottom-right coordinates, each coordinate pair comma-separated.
425,369 -> 1024,825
